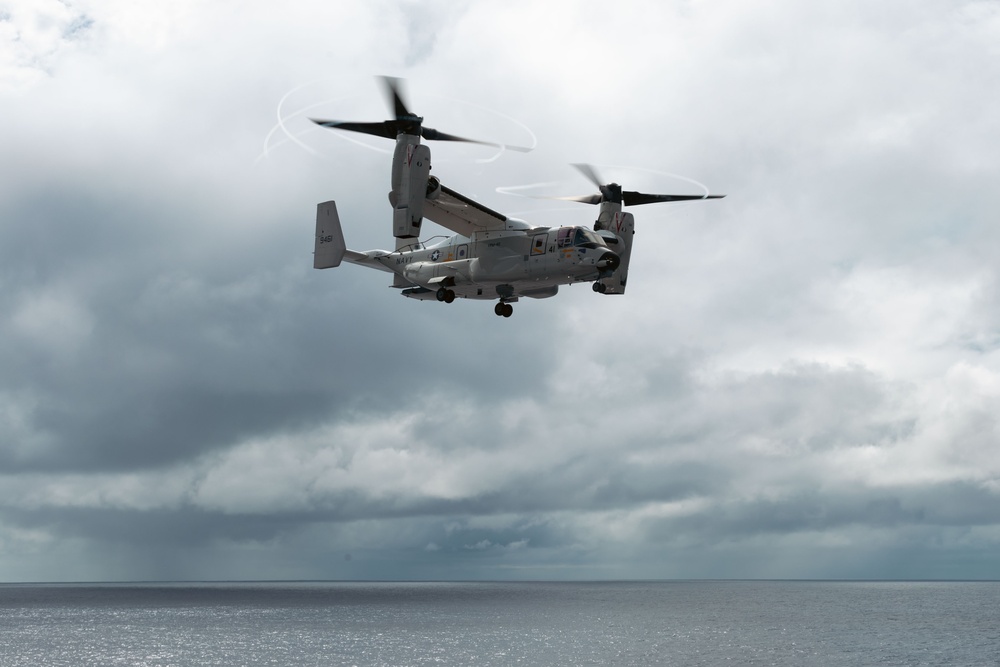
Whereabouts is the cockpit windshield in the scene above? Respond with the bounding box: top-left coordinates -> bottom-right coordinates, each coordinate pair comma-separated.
556,226 -> 608,249
573,227 -> 606,249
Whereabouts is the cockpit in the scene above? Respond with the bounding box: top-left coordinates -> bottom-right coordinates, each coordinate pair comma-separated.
556,226 -> 608,250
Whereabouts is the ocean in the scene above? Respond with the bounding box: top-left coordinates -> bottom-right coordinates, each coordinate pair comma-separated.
1,581 -> 997,666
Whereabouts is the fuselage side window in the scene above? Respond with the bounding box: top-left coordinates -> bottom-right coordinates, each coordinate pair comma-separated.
531,234 -> 547,256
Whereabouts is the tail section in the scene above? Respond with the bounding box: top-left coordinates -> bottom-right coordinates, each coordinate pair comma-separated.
314,201 -> 346,269
314,199 -> 412,289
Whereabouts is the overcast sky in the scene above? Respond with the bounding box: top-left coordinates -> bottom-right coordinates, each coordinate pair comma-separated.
1,0 -> 999,582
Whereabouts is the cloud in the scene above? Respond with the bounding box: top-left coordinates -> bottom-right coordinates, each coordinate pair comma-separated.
1,0 -> 999,581
0,0 -> 93,92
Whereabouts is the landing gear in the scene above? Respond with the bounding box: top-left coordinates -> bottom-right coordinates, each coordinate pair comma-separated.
436,287 -> 456,303
494,284 -> 514,317
592,282 -> 607,294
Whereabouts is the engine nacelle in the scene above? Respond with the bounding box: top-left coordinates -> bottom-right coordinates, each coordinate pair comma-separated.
390,137 -> 431,239
593,210 -> 634,294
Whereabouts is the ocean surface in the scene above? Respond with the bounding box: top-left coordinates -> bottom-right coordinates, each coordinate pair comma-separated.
1,581 -> 998,666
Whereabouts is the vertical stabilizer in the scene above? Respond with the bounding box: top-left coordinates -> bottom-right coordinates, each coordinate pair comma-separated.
314,201 -> 346,269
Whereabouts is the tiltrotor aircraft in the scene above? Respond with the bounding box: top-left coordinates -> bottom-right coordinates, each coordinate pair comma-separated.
312,77 -> 723,317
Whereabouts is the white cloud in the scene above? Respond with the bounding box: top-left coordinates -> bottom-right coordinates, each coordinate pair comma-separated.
0,0 -> 92,92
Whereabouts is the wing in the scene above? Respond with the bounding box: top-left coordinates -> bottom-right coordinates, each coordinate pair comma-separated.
423,183 -> 509,236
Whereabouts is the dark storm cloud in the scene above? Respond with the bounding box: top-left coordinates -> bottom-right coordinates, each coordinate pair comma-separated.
641,481 -> 1000,550
0,166 -> 560,473
0,505 -> 292,547
0,459 -> 723,549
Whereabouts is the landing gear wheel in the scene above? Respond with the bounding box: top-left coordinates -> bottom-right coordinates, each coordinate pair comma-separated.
593,282 -> 607,294
494,302 -> 513,317
443,289 -> 455,303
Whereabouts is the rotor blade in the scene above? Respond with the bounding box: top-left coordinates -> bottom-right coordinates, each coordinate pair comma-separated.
420,126 -> 485,143
622,191 -> 727,206
380,76 -> 412,119
497,143 -> 534,153
421,127 -> 532,152
310,119 -> 397,140
315,76 -> 535,151
556,194 -> 605,205
571,163 -> 605,190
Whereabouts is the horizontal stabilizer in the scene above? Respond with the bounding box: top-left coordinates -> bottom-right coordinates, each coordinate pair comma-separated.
401,286 -> 437,300
314,201 -> 346,269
